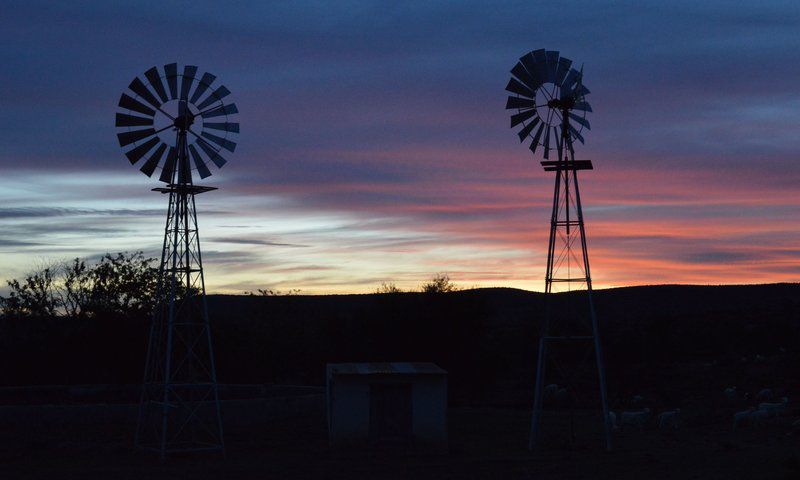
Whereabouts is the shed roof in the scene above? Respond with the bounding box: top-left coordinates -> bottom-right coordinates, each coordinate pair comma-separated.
328,362 -> 447,376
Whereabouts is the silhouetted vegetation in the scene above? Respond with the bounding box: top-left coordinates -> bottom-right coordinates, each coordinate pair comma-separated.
0,252 -> 158,320
421,273 -> 459,293
375,282 -> 402,294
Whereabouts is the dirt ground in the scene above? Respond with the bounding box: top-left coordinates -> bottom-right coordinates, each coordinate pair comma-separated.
1,406 -> 798,480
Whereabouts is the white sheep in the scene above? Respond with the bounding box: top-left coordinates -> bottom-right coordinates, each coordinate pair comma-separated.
732,408 -> 755,430
554,387 -> 569,406
791,418 -> 800,435
733,408 -> 769,430
543,383 -> 559,398
758,397 -> 789,418
606,411 -> 619,431
757,388 -> 774,401
621,408 -> 650,430
657,409 -> 681,429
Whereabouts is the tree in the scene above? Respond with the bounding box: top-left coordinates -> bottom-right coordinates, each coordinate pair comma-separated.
0,251 -> 158,319
244,288 -> 301,296
0,266 -> 58,318
421,273 -> 458,293
376,282 -> 402,294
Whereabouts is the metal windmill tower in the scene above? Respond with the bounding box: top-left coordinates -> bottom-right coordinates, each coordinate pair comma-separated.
114,63 -> 239,458
504,49 -> 611,450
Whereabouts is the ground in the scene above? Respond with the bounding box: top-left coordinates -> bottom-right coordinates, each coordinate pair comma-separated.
1,406 -> 798,480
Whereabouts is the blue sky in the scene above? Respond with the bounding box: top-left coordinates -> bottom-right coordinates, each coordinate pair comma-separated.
1,1 -> 800,294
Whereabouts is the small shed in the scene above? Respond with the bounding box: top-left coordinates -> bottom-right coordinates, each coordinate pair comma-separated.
327,362 -> 447,450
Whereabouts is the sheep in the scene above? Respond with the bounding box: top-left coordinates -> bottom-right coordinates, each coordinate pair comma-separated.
757,388 -> 774,402
724,387 -> 737,399
620,408 -> 650,431
733,408 -> 770,430
758,397 -> 789,418
750,408 -> 770,427
732,408 -> 756,430
606,411 -> 619,431
543,383 -> 559,398
657,409 -> 681,429
554,387 -> 570,406
790,418 -> 800,436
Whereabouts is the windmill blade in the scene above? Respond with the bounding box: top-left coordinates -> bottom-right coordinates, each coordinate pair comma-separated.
545,51 -> 560,83
144,66 -> 169,103
203,122 -> 240,133
190,72 -> 217,104
188,144 -> 213,179
201,131 -> 237,152
117,128 -> 156,147
201,103 -> 239,119
196,85 -> 232,111
505,77 -> 534,98
119,93 -> 155,117
531,49 -> 549,87
511,61 -> 539,91
140,143 -> 167,177
518,53 -> 543,87
505,96 -> 536,110
570,64 -> 590,100
572,101 -> 592,112
569,112 -> 591,130
128,77 -> 161,108
517,117 -> 540,142
180,65 -> 198,100
115,113 -> 153,127
510,108 -> 537,128
568,124 -> 585,144
529,122 -> 545,154
561,68 -> 580,94
543,124 -> 551,159
124,137 -> 159,165
555,57 -> 572,86
159,146 -> 177,183
164,63 -> 178,99
196,138 -> 228,168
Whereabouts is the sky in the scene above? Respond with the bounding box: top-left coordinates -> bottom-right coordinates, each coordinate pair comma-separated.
1,1 -> 799,294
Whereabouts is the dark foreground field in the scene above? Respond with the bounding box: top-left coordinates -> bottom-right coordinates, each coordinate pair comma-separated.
2,284 -> 800,478
2,403 -> 799,479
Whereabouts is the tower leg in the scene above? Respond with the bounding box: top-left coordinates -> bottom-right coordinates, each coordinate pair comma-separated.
135,132 -> 224,457
529,161 -> 611,451
529,337 -> 547,450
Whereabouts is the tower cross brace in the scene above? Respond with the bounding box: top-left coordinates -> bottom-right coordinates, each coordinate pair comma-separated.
528,107 -> 612,451
135,100 -> 225,458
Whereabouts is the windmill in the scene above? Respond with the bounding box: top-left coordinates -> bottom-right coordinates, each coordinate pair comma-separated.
115,63 -> 239,458
504,49 -> 611,450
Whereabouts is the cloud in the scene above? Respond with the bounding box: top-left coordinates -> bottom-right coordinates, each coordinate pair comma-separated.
1,1 -> 799,293
206,237 -> 308,248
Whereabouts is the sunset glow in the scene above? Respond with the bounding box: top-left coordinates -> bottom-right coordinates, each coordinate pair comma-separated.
1,2 -> 799,294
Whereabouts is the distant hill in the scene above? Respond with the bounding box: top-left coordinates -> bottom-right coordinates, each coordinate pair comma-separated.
3,284 -> 799,406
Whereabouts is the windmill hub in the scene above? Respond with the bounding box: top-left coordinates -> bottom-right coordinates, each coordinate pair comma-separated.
173,111 -> 195,130
547,97 -> 575,110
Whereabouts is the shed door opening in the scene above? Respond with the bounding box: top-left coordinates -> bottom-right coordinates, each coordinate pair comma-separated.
369,383 -> 412,444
